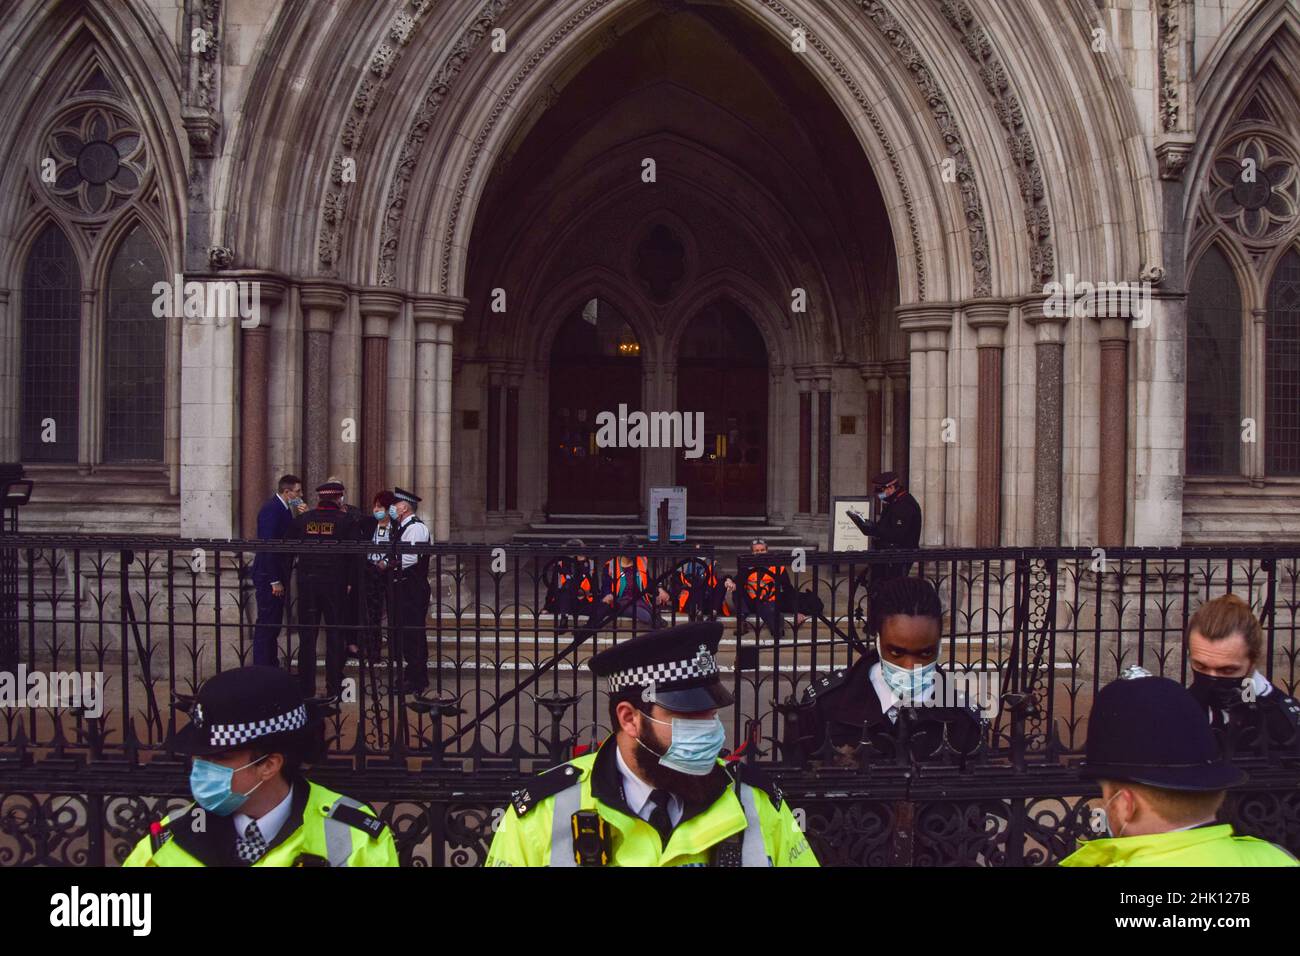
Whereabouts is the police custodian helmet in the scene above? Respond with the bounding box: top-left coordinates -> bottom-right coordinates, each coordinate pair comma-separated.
590,621 -> 734,712
171,665 -> 324,758
1080,675 -> 1247,791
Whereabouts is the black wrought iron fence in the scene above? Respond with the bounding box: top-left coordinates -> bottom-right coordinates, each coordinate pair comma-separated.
2,533 -> 1299,865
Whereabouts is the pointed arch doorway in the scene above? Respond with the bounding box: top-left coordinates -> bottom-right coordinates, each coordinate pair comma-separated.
546,297 -> 643,514
676,299 -> 768,516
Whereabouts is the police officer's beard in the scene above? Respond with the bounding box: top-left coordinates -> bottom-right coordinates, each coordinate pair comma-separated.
631,726 -> 726,806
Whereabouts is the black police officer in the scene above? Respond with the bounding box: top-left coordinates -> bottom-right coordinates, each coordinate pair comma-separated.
287,480 -> 361,698
848,471 -> 922,594
794,576 -> 982,767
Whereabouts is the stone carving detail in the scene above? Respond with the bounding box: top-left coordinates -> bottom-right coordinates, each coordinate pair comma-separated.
859,0 -> 991,297
316,0 -> 441,274
188,0 -> 222,113
936,0 -> 1055,286
45,104 -> 148,218
208,245 -> 233,270
1157,0 -> 1180,134
1208,134 -> 1298,244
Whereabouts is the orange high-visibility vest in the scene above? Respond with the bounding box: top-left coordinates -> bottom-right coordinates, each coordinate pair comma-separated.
607,556 -> 649,599
745,565 -> 785,603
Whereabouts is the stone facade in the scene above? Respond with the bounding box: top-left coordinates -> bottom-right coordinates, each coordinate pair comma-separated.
0,0 -> 1296,546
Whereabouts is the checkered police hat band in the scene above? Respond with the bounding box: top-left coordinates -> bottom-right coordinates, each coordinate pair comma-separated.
203,704 -> 309,749
608,652 -> 719,692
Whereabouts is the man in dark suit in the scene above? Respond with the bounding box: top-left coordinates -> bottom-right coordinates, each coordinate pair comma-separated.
251,474 -> 306,667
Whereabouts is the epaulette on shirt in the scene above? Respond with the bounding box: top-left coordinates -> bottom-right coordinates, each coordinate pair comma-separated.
800,668 -> 851,704
328,800 -> 388,839
733,762 -> 785,809
510,763 -> 582,817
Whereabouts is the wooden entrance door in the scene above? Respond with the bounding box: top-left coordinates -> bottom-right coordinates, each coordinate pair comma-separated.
676,300 -> 768,516
547,298 -> 642,514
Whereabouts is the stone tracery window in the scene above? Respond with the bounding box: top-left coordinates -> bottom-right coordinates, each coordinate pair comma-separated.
1266,250 -> 1300,476
20,223 -> 81,462
18,54 -> 167,469
1185,246 -> 1241,476
1187,89 -> 1300,483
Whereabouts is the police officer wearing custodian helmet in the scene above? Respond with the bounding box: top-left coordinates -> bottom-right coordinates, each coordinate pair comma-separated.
123,666 -> 398,867
486,621 -> 817,866
1060,673 -> 1296,867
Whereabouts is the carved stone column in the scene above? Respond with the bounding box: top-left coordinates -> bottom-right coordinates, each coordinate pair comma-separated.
299,283 -> 348,493
1097,317 -> 1129,547
412,295 -> 465,541
898,305 -> 954,546
861,364 -> 884,486
358,290 -> 402,502
1024,295 -> 1068,546
794,367 -> 813,514
966,300 -> 1010,547
0,290 -> 13,461
239,277 -> 285,538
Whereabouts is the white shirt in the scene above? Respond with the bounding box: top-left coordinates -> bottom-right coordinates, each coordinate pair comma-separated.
397,514 -> 430,569
615,746 -> 684,827
234,784 -> 294,847
868,661 -> 902,723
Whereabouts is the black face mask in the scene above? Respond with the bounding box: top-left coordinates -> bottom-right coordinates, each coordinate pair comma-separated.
1189,670 -> 1250,710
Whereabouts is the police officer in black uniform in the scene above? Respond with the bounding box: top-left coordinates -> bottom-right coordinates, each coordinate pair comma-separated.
794,576 -> 982,767
287,480 -> 361,698
848,471 -> 922,595
385,487 -> 431,695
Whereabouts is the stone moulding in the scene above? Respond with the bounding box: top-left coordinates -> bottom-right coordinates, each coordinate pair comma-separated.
423,0 -> 930,299
935,0 -> 1055,287
316,0 -> 444,277
858,0 -> 991,298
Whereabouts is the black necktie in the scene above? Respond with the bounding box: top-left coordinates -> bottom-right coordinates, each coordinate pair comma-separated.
647,789 -> 674,847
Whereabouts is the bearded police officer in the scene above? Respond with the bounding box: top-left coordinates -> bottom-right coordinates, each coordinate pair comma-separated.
486,621 -> 817,867
123,666 -> 398,867
1060,674 -> 1297,867
384,487 -> 431,695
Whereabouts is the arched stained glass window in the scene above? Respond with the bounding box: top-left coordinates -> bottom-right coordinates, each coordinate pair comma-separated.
21,224 -> 81,461
1185,246 -> 1242,475
104,224 -> 165,462
1266,250 -> 1300,476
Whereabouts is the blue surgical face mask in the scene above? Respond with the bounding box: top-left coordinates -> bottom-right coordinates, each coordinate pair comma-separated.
639,713 -> 727,776
288,497 -> 304,510
879,657 -> 938,702
373,509 -> 387,521
189,755 -> 267,816
388,504 -> 400,520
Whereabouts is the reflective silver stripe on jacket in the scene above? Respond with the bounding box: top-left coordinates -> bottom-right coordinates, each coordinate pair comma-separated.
549,783 -> 582,867
324,796 -> 366,867
737,783 -> 769,867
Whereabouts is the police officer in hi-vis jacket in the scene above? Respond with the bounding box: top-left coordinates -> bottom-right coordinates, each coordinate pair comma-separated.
486,621 -> 817,867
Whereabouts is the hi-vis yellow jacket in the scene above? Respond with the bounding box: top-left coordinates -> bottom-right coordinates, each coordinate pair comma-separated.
1060,824 -> 1298,868
122,779 -> 399,868
486,744 -> 818,867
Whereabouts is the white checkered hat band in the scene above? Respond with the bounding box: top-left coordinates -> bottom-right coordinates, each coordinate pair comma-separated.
205,704 -> 308,749
608,651 -> 719,692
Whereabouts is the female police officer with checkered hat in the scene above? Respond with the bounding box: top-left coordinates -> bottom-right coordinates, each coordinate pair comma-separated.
486,621 -> 817,866
123,665 -> 397,867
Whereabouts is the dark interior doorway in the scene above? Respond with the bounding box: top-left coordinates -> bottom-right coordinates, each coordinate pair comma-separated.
676,299 -> 768,516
